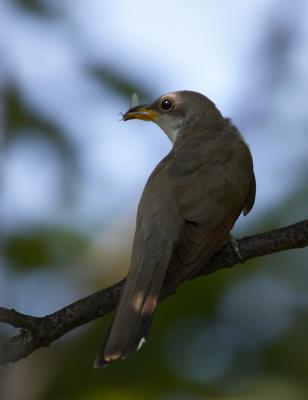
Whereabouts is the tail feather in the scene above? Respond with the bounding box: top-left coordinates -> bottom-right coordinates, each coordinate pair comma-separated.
94,239 -> 173,368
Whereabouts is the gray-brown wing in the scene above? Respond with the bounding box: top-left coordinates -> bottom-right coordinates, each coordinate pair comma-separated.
169,128 -> 254,225
243,171 -> 256,216
164,127 -> 255,290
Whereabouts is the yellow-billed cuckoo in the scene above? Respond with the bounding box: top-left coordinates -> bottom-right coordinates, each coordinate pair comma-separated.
94,90 -> 256,367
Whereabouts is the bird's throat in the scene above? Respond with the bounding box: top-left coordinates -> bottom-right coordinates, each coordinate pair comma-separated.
156,119 -> 182,144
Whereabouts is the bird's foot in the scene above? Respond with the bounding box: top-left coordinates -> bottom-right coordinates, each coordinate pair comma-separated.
229,234 -> 244,263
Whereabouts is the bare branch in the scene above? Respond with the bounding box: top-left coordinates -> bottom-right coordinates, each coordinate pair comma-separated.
0,308 -> 41,332
0,219 -> 307,366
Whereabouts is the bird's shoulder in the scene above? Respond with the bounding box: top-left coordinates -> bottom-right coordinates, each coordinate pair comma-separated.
168,119 -> 255,224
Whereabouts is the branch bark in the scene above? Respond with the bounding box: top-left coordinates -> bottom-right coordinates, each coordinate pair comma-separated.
1,219 -> 308,366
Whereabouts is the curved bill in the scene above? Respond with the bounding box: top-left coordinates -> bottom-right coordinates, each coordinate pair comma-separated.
123,105 -> 158,121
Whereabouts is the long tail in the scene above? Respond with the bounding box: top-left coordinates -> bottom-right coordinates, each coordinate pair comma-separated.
94,236 -> 173,368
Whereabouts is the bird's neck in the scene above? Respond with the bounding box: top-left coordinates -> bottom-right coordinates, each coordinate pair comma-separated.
156,119 -> 183,144
164,124 -> 182,143
158,111 -> 226,145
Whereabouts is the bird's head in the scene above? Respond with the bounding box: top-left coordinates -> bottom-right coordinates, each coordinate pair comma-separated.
123,91 -> 220,143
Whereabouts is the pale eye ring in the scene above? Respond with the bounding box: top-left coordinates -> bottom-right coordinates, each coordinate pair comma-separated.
160,98 -> 174,111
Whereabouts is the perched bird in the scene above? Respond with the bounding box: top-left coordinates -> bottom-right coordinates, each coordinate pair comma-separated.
94,90 -> 256,367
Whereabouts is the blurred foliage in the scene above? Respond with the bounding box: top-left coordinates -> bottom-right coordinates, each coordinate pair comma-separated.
88,64 -> 154,102
2,225 -> 88,271
11,0 -> 58,17
4,84 -> 79,181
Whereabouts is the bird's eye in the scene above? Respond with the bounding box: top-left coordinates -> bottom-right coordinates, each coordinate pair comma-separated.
160,98 -> 174,111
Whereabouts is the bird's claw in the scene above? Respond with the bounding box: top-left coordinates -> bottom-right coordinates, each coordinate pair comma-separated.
229,234 -> 244,263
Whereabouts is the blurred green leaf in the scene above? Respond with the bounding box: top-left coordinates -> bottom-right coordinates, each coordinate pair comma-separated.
3,84 -> 80,197
2,225 -> 88,271
11,0 -> 58,17
4,85 -> 77,165
88,64 -> 154,102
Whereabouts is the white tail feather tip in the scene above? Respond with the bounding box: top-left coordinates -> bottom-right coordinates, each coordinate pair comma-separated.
137,337 -> 146,351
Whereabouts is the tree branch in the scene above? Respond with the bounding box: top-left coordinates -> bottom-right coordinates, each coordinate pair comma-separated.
0,219 -> 307,366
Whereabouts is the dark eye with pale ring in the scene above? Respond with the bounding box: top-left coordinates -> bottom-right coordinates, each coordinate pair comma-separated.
160,98 -> 174,111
